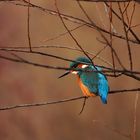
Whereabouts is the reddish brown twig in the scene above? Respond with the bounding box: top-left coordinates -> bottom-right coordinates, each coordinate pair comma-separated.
27,0 -> 32,52
109,2 -> 116,75
11,0 -> 139,44
129,2 -> 136,29
118,3 -> 133,71
105,2 -> 140,43
131,93 -> 139,140
54,0 -> 96,68
43,24 -> 85,42
93,120 -> 130,139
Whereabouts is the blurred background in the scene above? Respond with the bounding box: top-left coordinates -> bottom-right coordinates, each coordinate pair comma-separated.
0,0 -> 140,140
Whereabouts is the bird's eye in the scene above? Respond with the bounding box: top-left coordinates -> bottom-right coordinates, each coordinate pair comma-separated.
72,64 -> 78,68
81,64 -> 88,69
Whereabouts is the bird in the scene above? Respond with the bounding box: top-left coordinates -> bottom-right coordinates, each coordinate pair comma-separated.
58,57 -> 109,104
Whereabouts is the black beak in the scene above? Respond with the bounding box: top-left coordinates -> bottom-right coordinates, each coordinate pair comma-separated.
58,71 -> 70,78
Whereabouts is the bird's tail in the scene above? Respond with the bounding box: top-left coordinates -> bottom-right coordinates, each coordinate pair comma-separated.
100,95 -> 107,104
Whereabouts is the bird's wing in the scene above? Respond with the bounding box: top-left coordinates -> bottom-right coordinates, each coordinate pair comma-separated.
98,73 -> 109,104
80,72 -> 99,94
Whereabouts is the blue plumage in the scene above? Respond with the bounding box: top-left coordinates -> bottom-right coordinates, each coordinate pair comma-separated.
78,65 -> 108,104
59,57 -> 109,104
98,71 -> 109,104
70,57 -> 109,104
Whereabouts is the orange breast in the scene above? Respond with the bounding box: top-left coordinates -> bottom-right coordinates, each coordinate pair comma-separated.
78,77 -> 96,97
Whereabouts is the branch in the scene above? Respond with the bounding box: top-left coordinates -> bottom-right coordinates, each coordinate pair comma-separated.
132,92 -> 139,140
76,0 -> 125,69
27,0 -> 32,52
118,3 -> 133,71
0,46 -> 113,67
76,1 -> 121,74
108,2 -> 116,75
54,0 -> 95,67
93,120 -> 130,138
109,88 -> 140,94
43,24 -> 85,42
0,88 -> 140,111
0,51 -> 140,81
9,0 -> 140,44
105,2 -> 140,43
77,0 -> 133,2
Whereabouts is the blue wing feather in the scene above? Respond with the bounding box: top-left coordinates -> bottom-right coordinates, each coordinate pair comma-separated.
98,73 -> 109,104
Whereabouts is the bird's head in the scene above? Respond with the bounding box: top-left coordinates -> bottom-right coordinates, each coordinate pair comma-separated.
58,57 -> 92,78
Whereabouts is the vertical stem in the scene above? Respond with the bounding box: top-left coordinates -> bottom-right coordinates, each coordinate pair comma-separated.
109,2 -> 116,75
132,93 -> 139,140
27,0 -> 32,52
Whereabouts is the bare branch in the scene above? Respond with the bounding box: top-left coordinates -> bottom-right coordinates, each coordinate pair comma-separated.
118,3 -> 133,70
108,2 -> 116,75
0,88 -> 140,111
0,50 -> 140,81
43,24 -> 85,42
9,0 -> 140,44
0,45 -> 113,66
54,0 -> 94,67
105,2 -> 140,43
77,0 -> 133,2
79,96 -> 88,115
27,0 -> 32,52
93,120 -> 130,139
132,92 -> 139,140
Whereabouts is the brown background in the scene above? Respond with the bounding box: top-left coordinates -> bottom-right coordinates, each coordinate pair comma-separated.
0,1 -> 140,140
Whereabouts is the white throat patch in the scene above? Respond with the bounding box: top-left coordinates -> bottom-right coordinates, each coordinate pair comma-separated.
81,64 -> 88,69
71,71 -> 78,74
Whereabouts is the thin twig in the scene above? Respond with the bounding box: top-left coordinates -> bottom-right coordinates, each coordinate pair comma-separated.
93,120 -> 130,139
11,0 -> 140,44
79,96 -> 88,115
123,2 -> 130,24
129,2 -> 136,29
76,0 -> 106,70
132,92 -> 139,140
76,0 -> 121,76
118,3 -> 133,71
109,2 -> 116,75
27,0 -> 32,52
0,46 -> 113,67
91,45 -> 107,60
105,2 -> 140,43
77,0 -> 125,69
54,0 -> 94,67
95,3 -> 106,28
43,24 -> 85,42
77,0 -> 132,2
103,2 -> 117,33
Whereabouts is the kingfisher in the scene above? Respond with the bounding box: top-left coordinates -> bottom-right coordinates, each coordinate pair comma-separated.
59,57 -> 109,104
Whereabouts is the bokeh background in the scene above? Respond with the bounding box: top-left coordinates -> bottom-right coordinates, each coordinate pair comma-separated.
0,0 -> 140,140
